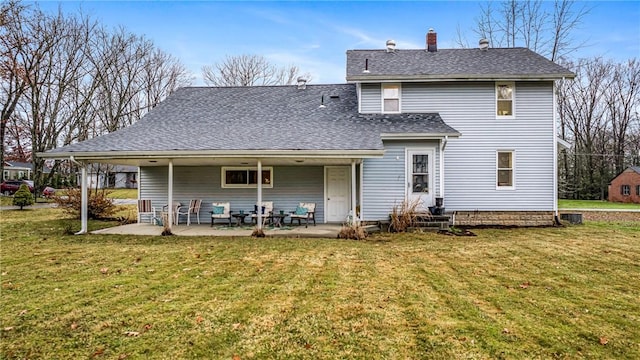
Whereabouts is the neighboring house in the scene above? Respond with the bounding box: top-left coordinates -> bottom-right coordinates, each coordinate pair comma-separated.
2,161 -> 32,181
39,30 -> 575,230
608,166 -> 640,203
80,164 -> 139,189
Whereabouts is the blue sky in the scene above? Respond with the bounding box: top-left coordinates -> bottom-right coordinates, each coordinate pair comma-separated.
37,1 -> 640,85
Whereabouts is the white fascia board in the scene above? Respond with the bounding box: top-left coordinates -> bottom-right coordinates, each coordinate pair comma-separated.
36,149 -> 385,161
381,132 -> 461,140
347,73 -> 575,82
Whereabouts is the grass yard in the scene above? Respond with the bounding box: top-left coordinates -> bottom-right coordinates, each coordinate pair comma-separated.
107,188 -> 138,199
559,199 -> 640,210
1,208 -> 639,359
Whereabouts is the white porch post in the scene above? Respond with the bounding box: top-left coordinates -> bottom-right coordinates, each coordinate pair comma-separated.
359,161 -> 364,222
137,167 -> 141,223
257,160 -> 262,229
168,160 -> 173,231
76,164 -> 88,235
351,160 -> 357,225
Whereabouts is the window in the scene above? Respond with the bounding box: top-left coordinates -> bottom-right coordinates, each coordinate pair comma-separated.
496,82 -> 515,117
221,167 -> 273,188
382,84 -> 400,113
497,151 -> 514,188
621,185 -> 630,196
412,154 -> 429,193
637,185 -> 640,196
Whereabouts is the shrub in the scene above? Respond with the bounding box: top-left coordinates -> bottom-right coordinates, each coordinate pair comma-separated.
251,227 -> 266,237
12,184 -> 34,210
338,222 -> 368,240
52,188 -> 115,220
389,199 -> 422,232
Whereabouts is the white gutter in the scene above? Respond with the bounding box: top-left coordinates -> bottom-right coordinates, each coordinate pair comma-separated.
346,74 -> 576,82
553,79 -> 561,221
37,149 -> 385,160
381,133 -> 460,140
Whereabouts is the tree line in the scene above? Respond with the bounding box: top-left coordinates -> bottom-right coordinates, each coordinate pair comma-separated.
2,0 -> 638,201
1,0 -> 191,194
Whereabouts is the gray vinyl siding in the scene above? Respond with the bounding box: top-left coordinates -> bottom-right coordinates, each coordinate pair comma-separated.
139,166 -> 324,224
362,140 -> 440,221
403,81 -> 555,211
360,83 -> 381,113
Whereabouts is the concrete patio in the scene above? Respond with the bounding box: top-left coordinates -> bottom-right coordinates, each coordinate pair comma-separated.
92,223 -> 343,238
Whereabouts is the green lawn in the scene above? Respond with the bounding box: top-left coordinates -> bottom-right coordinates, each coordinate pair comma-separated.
559,199 -> 640,210
106,188 -> 138,199
1,208 -> 639,359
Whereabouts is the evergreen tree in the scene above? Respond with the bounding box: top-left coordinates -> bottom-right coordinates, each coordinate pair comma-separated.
13,184 -> 34,210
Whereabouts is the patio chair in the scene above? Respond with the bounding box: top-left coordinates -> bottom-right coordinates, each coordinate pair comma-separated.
137,199 -> 159,224
176,199 -> 202,226
290,202 -> 316,228
251,201 -> 273,226
211,202 -> 232,226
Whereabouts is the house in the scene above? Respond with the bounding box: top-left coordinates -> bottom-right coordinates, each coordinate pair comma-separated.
2,161 -> 51,181
608,166 -> 640,203
81,164 -> 139,189
2,161 -> 32,181
39,30 -> 575,233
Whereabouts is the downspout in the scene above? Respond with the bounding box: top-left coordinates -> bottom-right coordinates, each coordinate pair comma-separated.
439,136 -> 448,205
69,156 -> 87,235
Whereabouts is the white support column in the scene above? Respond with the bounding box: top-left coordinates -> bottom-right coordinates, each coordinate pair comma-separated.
351,160 -> 357,225
553,80 -> 560,218
257,160 -> 263,229
76,164 -> 88,235
359,161 -> 364,222
168,160 -> 173,231
137,167 -> 141,223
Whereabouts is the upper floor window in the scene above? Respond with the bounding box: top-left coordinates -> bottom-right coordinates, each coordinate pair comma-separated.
382,84 -> 400,113
221,167 -> 273,188
496,82 -> 515,117
497,151 -> 515,189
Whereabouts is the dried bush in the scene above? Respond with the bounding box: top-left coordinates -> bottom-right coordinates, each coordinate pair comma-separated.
12,184 -> 34,210
389,199 -> 422,232
338,223 -> 368,240
251,227 -> 266,237
52,188 -> 115,220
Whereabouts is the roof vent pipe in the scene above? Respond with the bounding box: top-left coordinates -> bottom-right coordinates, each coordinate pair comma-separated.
363,58 -> 370,73
386,39 -> 396,52
479,38 -> 489,51
297,77 -> 307,89
427,28 -> 437,52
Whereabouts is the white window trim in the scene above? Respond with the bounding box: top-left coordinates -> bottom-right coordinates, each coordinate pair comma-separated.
381,83 -> 401,113
496,82 -> 515,119
221,166 -> 273,188
496,150 -> 516,190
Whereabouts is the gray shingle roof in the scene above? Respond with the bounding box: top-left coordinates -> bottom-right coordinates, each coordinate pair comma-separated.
45,84 -> 459,155
630,166 -> 640,174
346,48 -> 575,81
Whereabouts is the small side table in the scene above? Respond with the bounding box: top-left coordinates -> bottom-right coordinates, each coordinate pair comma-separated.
232,213 -> 248,227
270,213 -> 288,228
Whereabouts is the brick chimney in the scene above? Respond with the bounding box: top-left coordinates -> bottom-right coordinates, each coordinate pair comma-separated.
426,28 -> 437,52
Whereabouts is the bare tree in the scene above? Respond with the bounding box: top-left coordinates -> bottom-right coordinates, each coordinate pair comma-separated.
1,0 -> 33,180
202,54 -> 309,86
472,0 -> 589,61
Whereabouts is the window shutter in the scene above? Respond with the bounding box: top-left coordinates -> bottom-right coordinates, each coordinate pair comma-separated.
621,185 -> 624,195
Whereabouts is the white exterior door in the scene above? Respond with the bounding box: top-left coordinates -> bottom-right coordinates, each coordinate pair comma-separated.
325,166 -> 351,222
407,149 -> 435,209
